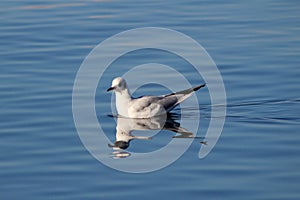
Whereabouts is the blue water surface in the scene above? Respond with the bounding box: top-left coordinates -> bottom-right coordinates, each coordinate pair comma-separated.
1,1 -> 300,199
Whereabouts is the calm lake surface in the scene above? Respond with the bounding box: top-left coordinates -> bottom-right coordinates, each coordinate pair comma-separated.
1,1 -> 300,199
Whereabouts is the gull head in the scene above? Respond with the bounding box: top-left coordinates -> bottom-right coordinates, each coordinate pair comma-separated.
107,77 -> 127,93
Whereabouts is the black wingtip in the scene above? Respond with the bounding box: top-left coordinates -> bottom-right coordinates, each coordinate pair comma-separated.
163,83 -> 206,97
193,83 -> 206,91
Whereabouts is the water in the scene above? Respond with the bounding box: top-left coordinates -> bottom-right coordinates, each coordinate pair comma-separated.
1,0 -> 300,199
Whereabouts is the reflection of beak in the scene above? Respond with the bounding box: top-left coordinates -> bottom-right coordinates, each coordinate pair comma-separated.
106,86 -> 115,92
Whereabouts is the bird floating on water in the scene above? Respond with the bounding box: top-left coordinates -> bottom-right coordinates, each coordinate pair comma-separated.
107,77 -> 205,118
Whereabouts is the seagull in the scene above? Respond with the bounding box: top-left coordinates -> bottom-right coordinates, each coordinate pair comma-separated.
107,77 -> 205,118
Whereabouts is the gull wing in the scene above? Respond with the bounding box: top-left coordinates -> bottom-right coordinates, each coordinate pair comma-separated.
158,83 -> 206,112
128,83 -> 205,118
129,96 -> 165,118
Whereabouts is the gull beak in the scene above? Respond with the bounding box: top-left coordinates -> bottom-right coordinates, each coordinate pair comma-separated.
107,86 -> 115,92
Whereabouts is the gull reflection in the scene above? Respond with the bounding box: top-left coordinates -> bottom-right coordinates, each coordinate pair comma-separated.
108,114 -> 203,159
